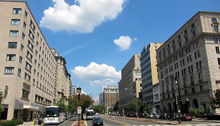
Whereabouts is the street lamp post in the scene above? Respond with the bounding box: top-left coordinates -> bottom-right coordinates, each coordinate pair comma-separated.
175,81 -> 181,124
76,87 -> 81,126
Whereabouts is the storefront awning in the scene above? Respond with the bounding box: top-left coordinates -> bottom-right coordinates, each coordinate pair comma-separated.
23,105 -> 39,110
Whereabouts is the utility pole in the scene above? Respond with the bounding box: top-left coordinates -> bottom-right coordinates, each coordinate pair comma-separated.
76,87 -> 81,126
175,81 -> 181,124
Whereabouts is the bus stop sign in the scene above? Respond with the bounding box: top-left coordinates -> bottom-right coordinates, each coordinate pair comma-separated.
77,106 -> 82,114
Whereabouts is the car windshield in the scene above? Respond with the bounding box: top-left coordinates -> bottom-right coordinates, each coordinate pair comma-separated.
94,117 -> 101,121
45,108 -> 59,117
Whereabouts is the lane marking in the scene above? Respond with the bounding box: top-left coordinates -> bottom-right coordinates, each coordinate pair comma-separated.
71,120 -> 76,126
84,120 -> 88,126
102,117 -> 129,125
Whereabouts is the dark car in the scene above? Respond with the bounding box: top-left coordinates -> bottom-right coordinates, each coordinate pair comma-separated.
93,117 -> 104,126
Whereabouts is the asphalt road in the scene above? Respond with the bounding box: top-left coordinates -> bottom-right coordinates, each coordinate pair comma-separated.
43,115 -> 220,126
86,115 -> 165,126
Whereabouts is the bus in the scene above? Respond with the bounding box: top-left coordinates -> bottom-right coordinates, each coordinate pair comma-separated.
85,109 -> 95,120
43,106 -> 66,124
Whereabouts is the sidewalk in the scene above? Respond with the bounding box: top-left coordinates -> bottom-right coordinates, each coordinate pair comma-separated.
193,118 -> 220,123
18,121 -> 33,126
119,116 -> 180,125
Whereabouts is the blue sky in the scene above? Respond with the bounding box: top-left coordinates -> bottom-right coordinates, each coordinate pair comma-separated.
25,0 -> 220,100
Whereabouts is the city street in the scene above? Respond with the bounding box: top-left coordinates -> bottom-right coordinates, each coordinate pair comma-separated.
41,115 -> 220,126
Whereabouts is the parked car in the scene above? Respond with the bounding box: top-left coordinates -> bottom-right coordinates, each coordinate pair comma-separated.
180,114 -> 192,121
93,117 -> 104,126
160,113 -> 168,119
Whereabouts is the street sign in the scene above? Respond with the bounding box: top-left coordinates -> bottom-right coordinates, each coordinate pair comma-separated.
77,106 -> 82,114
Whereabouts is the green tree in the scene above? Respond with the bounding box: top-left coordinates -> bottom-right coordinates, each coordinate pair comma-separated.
125,98 -> 143,113
68,96 -> 78,113
113,102 -> 119,112
91,105 -> 106,114
144,104 -> 153,113
55,97 -> 67,112
211,89 -> 220,109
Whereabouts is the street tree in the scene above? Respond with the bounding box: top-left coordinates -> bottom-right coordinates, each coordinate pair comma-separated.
55,97 -> 67,112
91,105 -> 106,114
211,89 -> 220,109
113,101 -> 119,112
125,98 -> 143,113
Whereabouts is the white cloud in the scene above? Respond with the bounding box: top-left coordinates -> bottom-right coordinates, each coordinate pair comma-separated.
40,0 -> 127,33
72,62 -> 120,86
114,36 -> 134,51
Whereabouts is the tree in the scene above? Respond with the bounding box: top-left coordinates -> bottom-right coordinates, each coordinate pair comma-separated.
211,89 -> 220,109
91,105 -> 106,114
68,94 -> 93,119
113,102 -> 119,112
125,98 -> 143,113
55,97 -> 67,112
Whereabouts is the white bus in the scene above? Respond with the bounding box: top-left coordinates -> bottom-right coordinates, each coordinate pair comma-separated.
43,106 -> 65,124
85,109 -> 95,120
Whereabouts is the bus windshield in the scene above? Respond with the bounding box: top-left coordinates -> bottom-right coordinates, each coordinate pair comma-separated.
86,112 -> 94,116
45,108 -> 59,117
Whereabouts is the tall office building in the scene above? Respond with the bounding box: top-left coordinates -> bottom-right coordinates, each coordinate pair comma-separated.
157,11 -> 220,114
118,54 -> 142,107
99,93 -> 104,105
140,43 -> 162,105
103,86 -> 119,111
0,1 -> 72,120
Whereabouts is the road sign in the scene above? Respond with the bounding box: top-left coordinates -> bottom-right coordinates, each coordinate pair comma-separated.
77,106 -> 82,114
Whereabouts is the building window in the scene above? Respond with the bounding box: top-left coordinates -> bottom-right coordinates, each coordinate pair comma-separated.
8,42 -> 17,48
4,67 -> 14,75
6,54 -> 16,61
24,10 -> 28,17
213,24 -> 219,32
218,58 -> 220,65
22,84 -> 30,100
11,19 -> 20,25
9,30 -> 19,37
22,33 -> 25,40
28,40 -> 34,51
17,68 -> 21,77
25,62 -> 32,72
212,18 -> 217,23
214,38 -> 220,44
24,73 -> 31,81
216,47 -> 220,54
4,86 -> 8,98
216,80 -> 220,85
19,56 -> 23,63
12,8 -> 21,14
20,44 -> 24,51
192,88 -> 195,93
23,22 -> 26,28
26,51 -> 33,61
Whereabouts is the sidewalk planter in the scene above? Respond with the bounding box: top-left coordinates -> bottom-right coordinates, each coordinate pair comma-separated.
0,119 -> 23,126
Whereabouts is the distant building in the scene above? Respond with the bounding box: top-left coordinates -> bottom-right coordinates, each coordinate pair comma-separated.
118,54 -> 142,107
140,43 -> 162,105
51,49 -> 72,104
157,11 -> 220,114
99,93 -> 104,105
103,86 -> 119,111
152,83 -> 160,113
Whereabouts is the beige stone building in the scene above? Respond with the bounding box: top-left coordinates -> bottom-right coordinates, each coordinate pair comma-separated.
118,54 -> 142,107
103,86 -> 119,111
0,1 -> 72,120
157,11 -> 220,114
140,43 -> 162,105
51,49 -> 72,104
